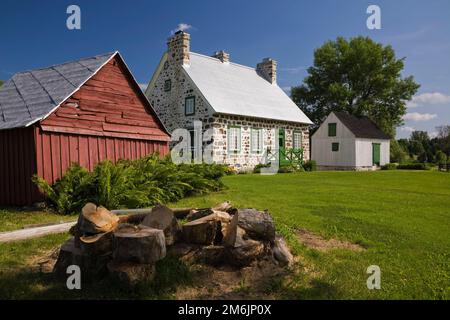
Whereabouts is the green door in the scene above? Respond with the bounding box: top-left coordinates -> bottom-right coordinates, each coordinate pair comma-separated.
279,129 -> 289,165
372,143 -> 381,166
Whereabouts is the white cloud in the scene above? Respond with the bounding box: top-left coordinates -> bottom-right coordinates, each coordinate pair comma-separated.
170,23 -> 194,35
403,112 -> 437,122
138,83 -> 147,92
407,92 -> 450,108
400,126 -> 415,133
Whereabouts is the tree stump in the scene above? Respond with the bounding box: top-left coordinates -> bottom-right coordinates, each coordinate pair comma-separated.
107,261 -> 156,288
140,205 -> 181,246
182,219 -> 218,245
112,224 -> 166,264
272,236 -> 294,266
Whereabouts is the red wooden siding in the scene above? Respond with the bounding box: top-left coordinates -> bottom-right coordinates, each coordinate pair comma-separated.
0,127 -> 40,206
33,126 -> 168,185
40,55 -> 169,142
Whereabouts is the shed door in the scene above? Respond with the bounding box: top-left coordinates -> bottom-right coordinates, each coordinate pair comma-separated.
372,143 -> 381,166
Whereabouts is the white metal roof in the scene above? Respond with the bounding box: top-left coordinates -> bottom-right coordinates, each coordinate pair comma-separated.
182,52 -> 313,125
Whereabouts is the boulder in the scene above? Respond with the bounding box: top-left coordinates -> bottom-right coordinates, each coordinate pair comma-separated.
182,219 -> 218,245
236,209 -> 275,242
107,261 -> 156,287
112,224 -> 166,264
272,236 -> 294,266
140,205 -> 181,246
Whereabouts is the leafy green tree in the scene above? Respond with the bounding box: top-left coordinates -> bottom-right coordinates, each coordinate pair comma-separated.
0,80 -> 4,87
435,150 -> 447,165
436,125 -> 450,156
390,140 -> 408,163
291,36 -> 420,137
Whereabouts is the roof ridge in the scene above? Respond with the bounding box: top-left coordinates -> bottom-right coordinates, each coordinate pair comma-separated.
189,51 -> 256,71
12,52 -> 116,76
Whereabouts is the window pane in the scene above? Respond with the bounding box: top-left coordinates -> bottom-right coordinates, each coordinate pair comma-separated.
332,142 -> 339,152
293,131 -> 302,149
328,123 -> 336,137
185,97 -> 195,115
251,129 -> 262,152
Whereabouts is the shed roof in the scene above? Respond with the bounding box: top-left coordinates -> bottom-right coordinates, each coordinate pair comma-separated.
0,52 -> 116,130
334,111 -> 390,140
182,52 -> 313,124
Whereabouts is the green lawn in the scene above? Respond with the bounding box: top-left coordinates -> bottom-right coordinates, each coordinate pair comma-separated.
0,171 -> 449,299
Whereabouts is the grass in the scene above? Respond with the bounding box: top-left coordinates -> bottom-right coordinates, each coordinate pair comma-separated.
0,209 -> 74,232
0,170 -> 449,299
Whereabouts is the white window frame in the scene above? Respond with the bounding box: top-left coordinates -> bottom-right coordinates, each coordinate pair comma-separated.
251,128 -> 263,153
293,130 -> 302,149
185,96 -> 195,115
227,126 -> 241,154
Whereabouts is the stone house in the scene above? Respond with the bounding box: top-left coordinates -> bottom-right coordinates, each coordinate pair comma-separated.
144,31 -> 313,171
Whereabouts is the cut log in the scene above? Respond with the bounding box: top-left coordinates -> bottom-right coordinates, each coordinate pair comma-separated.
182,219 -> 217,245
172,208 -> 195,219
112,224 -> 166,264
78,203 -> 119,235
107,261 -> 156,287
213,201 -> 233,212
118,213 -> 148,225
186,208 -> 214,221
196,245 -> 226,266
225,239 -> 265,267
236,209 -> 275,242
0,221 -> 76,243
79,232 -> 114,256
140,205 -> 181,246
272,236 -> 294,267
53,237 -> 111,279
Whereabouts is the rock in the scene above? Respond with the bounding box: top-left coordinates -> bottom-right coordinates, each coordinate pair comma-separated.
140,204 -> 181,246
186,208 -> 214,221
236,209 -> 275,242
112,224 -> 166,264
272,236 -> 294,266
225,239 -> 265,267
182,219 -> 218,245
107,261 -> 156,287
53,237 -> 111,279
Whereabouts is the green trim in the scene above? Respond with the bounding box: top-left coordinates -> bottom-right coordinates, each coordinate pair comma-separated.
227,125 -> 241,154
332,142 -> 339,152
328,123 -> 337,137
184,96 -> 195,116
251,128 -> 263,154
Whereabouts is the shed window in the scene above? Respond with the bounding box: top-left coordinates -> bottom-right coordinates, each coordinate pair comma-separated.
228,126 -> 241,153
293,131 -> 302,149
185,96 -> 195,115
332,142 -> 339,152
328,123 -> 337,137
251,128 -> 263,153
164,79 -> 171,92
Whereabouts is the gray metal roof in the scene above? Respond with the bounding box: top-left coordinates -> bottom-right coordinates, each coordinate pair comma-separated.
0,52 -> 116,130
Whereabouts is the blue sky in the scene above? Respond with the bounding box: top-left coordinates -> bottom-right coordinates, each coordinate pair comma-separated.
1,0 -> 449,138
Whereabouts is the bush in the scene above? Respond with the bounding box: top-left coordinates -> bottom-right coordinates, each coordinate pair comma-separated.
253,163 -> 271,174
33,154 -> 228,214
381,163 -> 398,170
303,160 -> 317,171
397,163 -> 430,170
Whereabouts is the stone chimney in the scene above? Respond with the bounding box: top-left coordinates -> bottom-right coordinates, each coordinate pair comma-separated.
212,50 -> 230,63
257,58 -> 277,84
167,31 -> 190,66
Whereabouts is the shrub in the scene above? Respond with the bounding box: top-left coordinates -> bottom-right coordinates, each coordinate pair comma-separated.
33,154 -> 228,215
253,163 -> 271,174
303,160 -> 317,171
397,163 -> 430,170
381,163 -> 398,170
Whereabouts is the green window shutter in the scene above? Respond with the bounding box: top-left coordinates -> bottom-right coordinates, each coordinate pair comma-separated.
332,142 -> 339,152
328,123 -> 337,137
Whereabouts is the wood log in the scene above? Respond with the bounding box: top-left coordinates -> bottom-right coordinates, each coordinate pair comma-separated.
272,236 -> 294,267
236,209 -> 275,242
225,239 -> 265,267
53,237 -> 111,279
107,261 -> 156,287
0,221 -> 76,243
186,208 -> 214,221
213,201 -> 233,212
112,224 -> 166,264
140,205 -> 181,246
182,219 -> 218,245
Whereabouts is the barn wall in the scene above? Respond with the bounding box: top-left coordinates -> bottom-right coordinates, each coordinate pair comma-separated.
0,127 -> 40,206
34,126 -> 168,185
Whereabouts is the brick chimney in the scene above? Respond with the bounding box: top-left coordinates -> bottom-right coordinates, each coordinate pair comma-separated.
257,58 -> 277,84
167,31 -> 190,66
212,50 -> 230,63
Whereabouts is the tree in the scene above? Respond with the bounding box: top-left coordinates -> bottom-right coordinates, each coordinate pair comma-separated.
436,125 -> 450,156
435,150 -> 447,165
0,80 -> 4,87
291,36 -> 420,138
390,140 -> 408,163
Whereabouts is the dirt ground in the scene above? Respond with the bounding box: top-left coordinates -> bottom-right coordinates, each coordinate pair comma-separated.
296,229 -> 365,252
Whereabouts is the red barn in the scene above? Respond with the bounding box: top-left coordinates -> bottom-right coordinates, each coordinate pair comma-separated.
0,52 -> 170,206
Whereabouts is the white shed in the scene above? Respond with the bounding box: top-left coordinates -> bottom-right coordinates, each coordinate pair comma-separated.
311,112 -> 390,171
